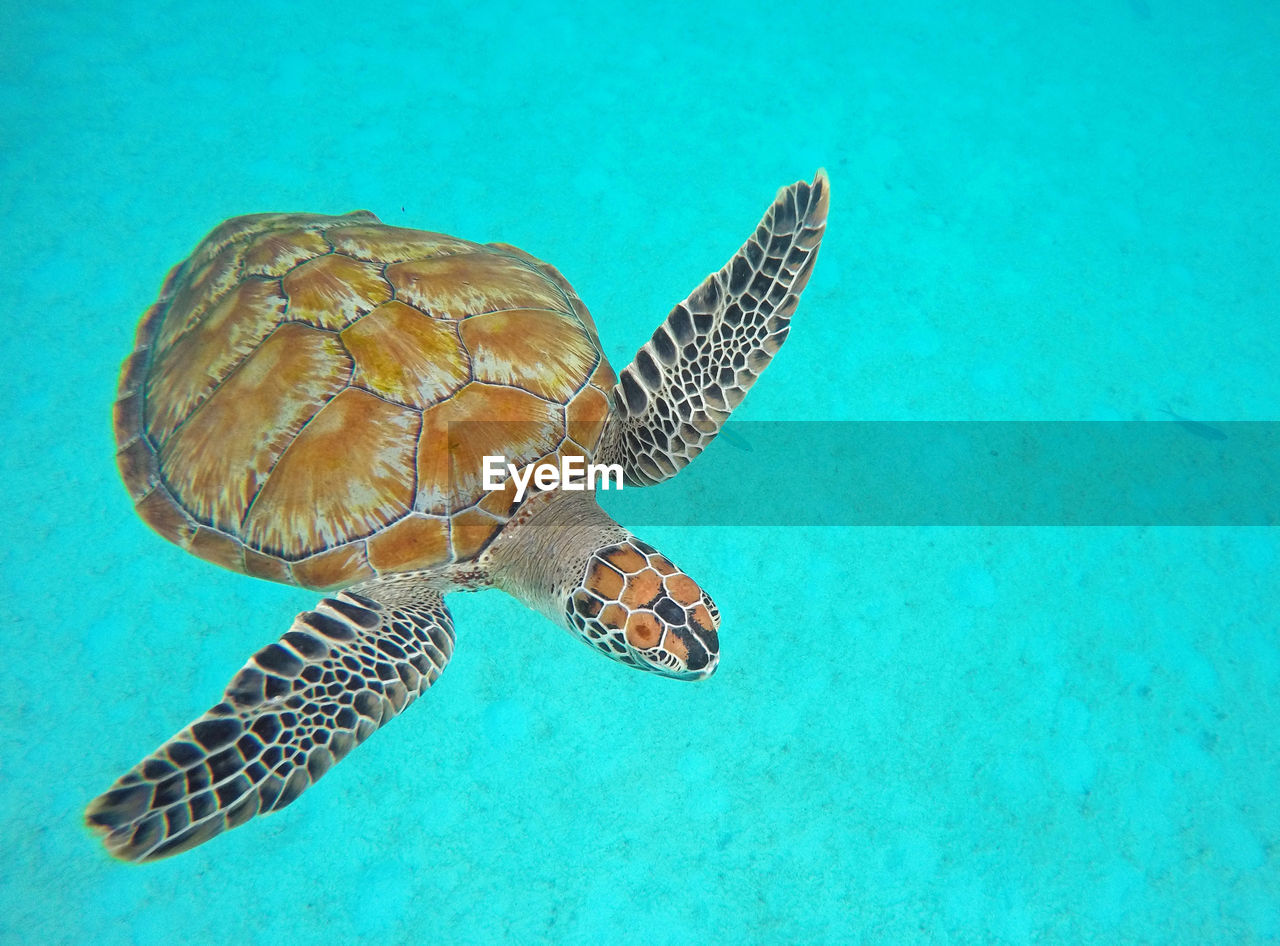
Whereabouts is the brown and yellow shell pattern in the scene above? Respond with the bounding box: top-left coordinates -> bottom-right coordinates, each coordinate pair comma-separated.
116,211 -> 617,590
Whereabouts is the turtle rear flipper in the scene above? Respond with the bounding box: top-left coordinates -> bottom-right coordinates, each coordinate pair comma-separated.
608,170 -> 829,485
85,589 -> 454,862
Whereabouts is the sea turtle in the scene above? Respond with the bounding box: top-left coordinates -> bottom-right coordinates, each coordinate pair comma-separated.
86,171 -> 829,861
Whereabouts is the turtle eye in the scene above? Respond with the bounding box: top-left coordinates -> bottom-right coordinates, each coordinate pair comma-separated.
566,539 -> 720,679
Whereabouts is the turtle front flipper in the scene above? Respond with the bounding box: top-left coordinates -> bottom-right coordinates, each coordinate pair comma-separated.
608,170 -> 829,485
85,588 -> 454,862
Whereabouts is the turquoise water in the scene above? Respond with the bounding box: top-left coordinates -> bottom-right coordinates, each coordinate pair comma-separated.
3,0 -> 1278,942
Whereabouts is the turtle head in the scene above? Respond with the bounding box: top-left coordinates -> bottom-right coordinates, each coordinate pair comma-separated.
566,538 -> 720,679
486,491 -> 720,679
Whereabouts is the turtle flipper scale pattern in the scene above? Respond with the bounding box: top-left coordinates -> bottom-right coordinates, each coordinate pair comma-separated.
85,591 -> 454,862
609,170 -> 829,485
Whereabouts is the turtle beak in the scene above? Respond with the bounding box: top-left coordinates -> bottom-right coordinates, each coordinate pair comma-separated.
657,618 -> 719,680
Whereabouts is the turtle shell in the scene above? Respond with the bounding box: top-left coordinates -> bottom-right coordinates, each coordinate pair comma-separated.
116,211 -> 617,590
